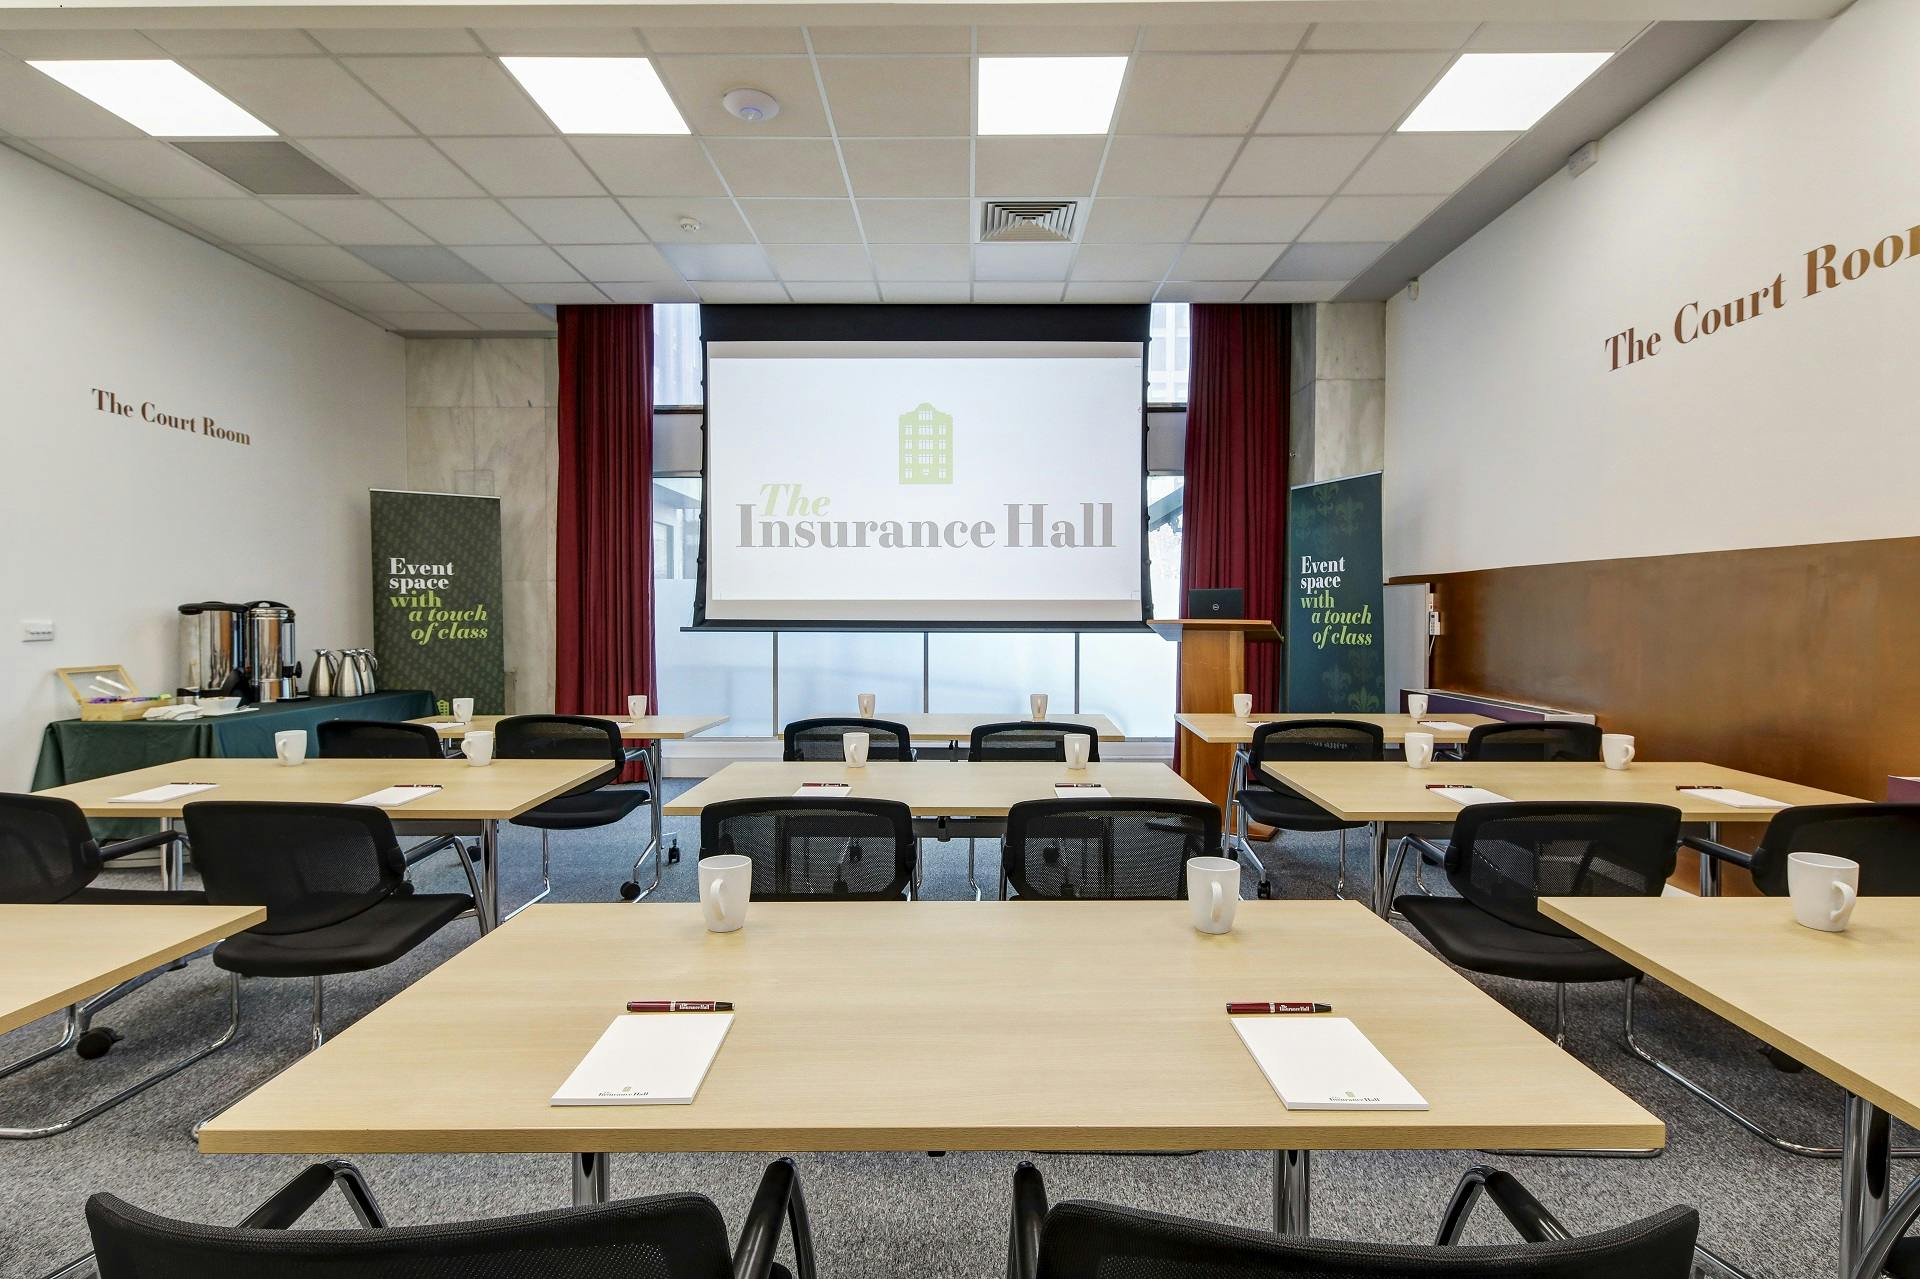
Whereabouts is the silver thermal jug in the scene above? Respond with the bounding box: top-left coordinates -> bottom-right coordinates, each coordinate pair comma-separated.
347,648 -> 379,695
178,602 -> 245,698
309,649 -> 343,698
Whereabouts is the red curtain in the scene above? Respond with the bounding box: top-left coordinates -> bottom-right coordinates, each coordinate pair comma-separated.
555,305 -> 655,756
1179,303 -> 1290,711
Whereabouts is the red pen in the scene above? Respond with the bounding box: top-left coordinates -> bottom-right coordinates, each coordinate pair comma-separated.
1226,1001 -> 1333,1015
626,1000 -> 734,1012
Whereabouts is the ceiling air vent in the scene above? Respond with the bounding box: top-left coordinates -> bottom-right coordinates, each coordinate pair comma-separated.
980,200 -> 1076,243
170,141 -> 357,196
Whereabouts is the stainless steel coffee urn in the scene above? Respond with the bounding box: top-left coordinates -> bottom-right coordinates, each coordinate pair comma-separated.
244,601 -> 302,701
178,602 -> 245,698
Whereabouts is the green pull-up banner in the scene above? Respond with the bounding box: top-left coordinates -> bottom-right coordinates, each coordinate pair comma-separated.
370,489 -> 506,715
1284,471 -> 1384,712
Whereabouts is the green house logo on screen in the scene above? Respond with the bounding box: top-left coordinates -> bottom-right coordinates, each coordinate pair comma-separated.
897,403 -> 953,484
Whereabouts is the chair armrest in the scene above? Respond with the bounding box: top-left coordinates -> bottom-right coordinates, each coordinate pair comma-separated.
238,1160 -> 386,1230
1434,1166 -> 1571,1246
98,830 -> 186,862
1387,833 -> 1448,895
1007,1162 -> 1048,1279
733,1157 -> 815,1279
1679,835 -> 1754,870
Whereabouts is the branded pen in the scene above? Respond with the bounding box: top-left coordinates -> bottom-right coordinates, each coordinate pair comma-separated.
626,1000 -> 734,1013
1226,1001 -> 1333,1015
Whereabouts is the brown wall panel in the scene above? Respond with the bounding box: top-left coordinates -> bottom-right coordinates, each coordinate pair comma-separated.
1426,535 -> 1920,891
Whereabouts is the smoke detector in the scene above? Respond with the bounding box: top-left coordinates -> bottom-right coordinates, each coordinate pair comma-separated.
980,200 -> 1077,244
677,216 -> 703,233
722,88 -> 781,123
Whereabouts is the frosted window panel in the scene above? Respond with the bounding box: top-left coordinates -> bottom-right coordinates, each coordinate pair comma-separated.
1079,630 -> 1177,738
778,632 -> 923,725
653,304 -> 703,407
1147,302 -> 1190,406
927,632 -> 1074,717
653,576 -> 774,737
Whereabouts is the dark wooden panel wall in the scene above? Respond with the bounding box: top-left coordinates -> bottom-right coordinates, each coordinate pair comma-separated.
1424,535 -> 1920,890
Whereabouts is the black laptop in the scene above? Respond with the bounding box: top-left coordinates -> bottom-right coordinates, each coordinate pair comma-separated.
1187,588 -> 1244,618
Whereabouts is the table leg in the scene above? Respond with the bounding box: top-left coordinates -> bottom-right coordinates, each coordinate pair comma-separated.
1699,821 -> 1723,897
1273,1149 -> 1310,1235
1370,824 -> 1392,917
1840,1092 -> 1891,1278
1228,747 -> 1249,857
480,818 -> 501,931
571,1151 -> 611,1207
161,817 -> 183,892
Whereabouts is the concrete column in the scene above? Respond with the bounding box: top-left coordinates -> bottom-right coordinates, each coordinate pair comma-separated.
1288,302 -> 1385,484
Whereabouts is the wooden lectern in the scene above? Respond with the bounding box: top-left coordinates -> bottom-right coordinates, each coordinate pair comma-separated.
1150,618 -> 1284,814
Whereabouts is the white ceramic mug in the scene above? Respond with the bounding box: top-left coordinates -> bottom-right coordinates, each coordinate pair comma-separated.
699,854 -> 752,933
1407,693 -> 1429,719
627,694 -> 648,719
1232,693 -> 1253,719
1404,730 -> 1436,769
1788,851 -> 1859,932
273,729 -> 306,766
856,692 -> 877,718
1030,693 -> 1048,721
462,730 -> 495,767
451,696 -> 474,724
843,731 -> 871,767
1602,733 -> 1636,770
1063,735 -> 1090,770
1186,856 -> 1241,935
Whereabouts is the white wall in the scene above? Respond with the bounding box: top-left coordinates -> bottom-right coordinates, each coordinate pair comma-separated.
0,145 -> 405,787
1384,0 -> 1920,579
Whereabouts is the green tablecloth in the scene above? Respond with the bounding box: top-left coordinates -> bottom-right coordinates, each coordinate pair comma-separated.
31,691 -> 436,838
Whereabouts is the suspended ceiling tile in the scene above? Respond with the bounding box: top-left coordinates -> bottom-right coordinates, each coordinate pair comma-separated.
383,198 -> 540,245
1078,196 -> 1206,244
1190,196 -> 1323,243
1218,135 -> 1375,196
654,56 -> 830,137
817,58 -> 970,136
185,58 -> 414,137
740,198 -> 862,243
621,197 -> 754,242
151,197 -> 326,245
658,243 -> 777,281
1097,136 -> 1241,197
1115,55 -> 1289,135
1070,242 -> 1179,281
266,195 -> 432,244
451,244 -> 586,282
765,242 -> 873,281
1259,53 -> 1451,134
974,137 -> 1106,198
569,137 -> 726,198
839,138 -> 969,198
705,138 -> 849,198
856,198 -> 971,243
554,243 -> 678,280
35,139 -> 244,198
438,137 -> 602,198
500,196 -> 646,243
869,243 -> 971,280
1296,193 -> 1445,242
343,57 -> 552,136
298,138 -> 484,198
1341,132 -> 1518,195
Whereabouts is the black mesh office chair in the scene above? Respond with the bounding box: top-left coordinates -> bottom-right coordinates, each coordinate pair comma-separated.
181,801 -> 477,1129
701,796 -> 916,900
1462,721 -> 1604,761
0,794 -> 223,1139
87,1155 -> 816,1279
497,715 -> 650,911
1626,804 -> 1920,1161
969,722 -> 1102,764
1849,1170 -> 1920,1279
316,719 -> 473,877
1406,721 -> 1605,896
1393,802 -> 1679,1044
1232,720 -> 1382,899
1007,1162 -> 1697,1279
782,717 -> 916,761
1000,798 -> 1220,900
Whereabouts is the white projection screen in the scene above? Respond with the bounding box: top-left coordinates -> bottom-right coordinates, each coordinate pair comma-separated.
696,307 -> 1149,627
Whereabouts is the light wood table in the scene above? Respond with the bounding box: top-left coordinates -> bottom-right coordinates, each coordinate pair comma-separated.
1258,761 -> 1865,917
1541,897 -> 1920,1278
665,761 -> 1203,818
200,901 -> 1662,1231
1176,712 -> 1498,746
1,904 -> 264,1139
36,758 -> 609,930
1149,618 -> 1283,814
796,712 -> 1124,744
412,714 -> 729,898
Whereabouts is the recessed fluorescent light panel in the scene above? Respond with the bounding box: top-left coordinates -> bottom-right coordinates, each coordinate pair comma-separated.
978,57 -> 1128,135
27,60 -> 274,137
502,57 -> 688,134
1399,52 -> 1611,133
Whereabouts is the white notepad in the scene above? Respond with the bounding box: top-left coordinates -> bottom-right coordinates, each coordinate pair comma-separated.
795,782 -> 851,797
348,784 -> 442,807
1232,1016 -> 1428,1111
1054,782 -> 1109,799
108,782 -> 218,804
551,1013 -> 733,1106
1678,786 -> 1786,810
1427,785 -> 1510,806
1417,720 -> 1471,732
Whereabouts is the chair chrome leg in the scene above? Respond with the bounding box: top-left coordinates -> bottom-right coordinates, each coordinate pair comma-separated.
968,837 -> 982,901
0,1006 -> 80,1081
624,741 -> 669,903
1620,977 -> 1919,1160
1551,983 -> 1568,1047
3,969 -> 242,1141
1334,829 -> 1349,900
501,830 -> 558,924
310,976 -> 326,1052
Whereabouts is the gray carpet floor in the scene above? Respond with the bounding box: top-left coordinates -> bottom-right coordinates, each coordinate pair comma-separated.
2,780 -> 1906,1278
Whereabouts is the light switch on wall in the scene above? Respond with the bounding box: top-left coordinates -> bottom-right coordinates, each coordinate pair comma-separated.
22,619 -> 54,642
